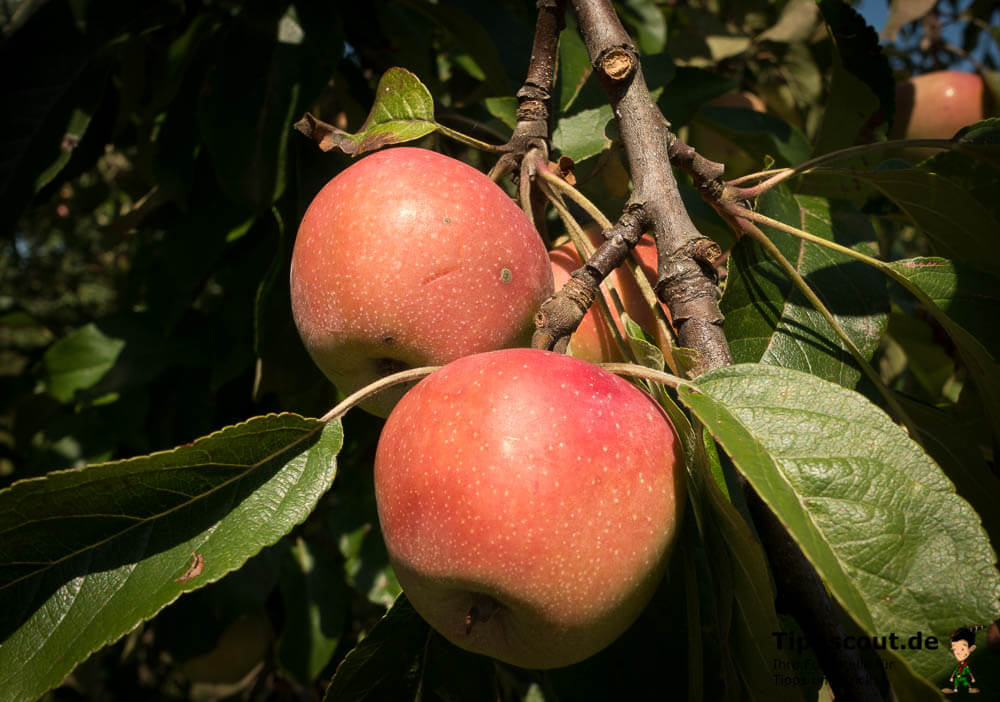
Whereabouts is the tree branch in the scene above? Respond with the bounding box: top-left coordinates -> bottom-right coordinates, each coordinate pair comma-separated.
552,3 -> 891,699
488,0 -> 567,183
533,0 -> 729,372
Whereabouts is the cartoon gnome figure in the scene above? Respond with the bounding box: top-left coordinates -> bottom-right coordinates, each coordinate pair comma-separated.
944,627 -> 981,695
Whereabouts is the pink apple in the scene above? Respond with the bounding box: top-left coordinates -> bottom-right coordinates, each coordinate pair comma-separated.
374,348 -> 684,669
290,147 -> 553,416
549,228 -> 672,363
892,70 -> 986,141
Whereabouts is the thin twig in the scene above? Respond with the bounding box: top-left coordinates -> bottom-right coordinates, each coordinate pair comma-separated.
320,367 -> 438,422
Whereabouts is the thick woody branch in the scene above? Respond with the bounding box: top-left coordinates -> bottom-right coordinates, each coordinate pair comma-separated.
556,3 -> 889,699
531,208 -> 646,351
567,0 -> 730,372
489,0 -> 567,183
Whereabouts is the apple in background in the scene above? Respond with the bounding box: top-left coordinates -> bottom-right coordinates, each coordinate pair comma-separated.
181,610 -> 273,685
374,348 -> 684,669
290,147 -> 553,416
687,91 -> 768,177
891,70 -> 987,141
549,227 -> 671,364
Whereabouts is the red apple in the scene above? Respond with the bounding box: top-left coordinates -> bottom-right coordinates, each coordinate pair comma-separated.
290,147 -> 553,416
891,70 -> 986,141
549,228 -> 671,363
374,348 -> 684,669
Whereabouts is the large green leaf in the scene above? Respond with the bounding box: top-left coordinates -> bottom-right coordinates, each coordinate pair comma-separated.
323,594 -> 429,701
815,0 -> 894,149
693,434 -> 808,701
856,166 -> 1000,277
693,107 -> 812,168
557,18 -> 592,112
276,536 -> 346,684
649,386 -> 803,699
886,257 -> 1000,450
42,323 -> 126,403
722,191 -> 888,388
552,105 -> 616,163
197,4 -> 304,213
0,413 -> 342,702
899,397 -> 1000,548
677,364 -> 1000,689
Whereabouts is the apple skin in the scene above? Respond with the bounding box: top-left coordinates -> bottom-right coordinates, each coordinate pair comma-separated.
290,147 -> 553,416
181,610 -> 273,684
891,70 -> 986,141
549,228 -> 670,363
373,348 -> 684,669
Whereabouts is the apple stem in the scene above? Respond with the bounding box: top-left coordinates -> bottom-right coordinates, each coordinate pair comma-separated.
597,363 -> 687,389
727,138 -> 982,200
536,176 -> 635,364
464,597 -> 503,635
319,367 -> 439,423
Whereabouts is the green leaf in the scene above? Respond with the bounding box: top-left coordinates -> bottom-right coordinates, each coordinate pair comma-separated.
812,62 -> 881,156
552,105 -> 615,163
899,397 -> 1000,549
656,388 -> 802,699
658,67 -> 737,128
399,0 -> 512,96
622,313 -> 666,372
881,0 -> 936,41
42,323 -> 126,403
0,413 -> 343,702
304,68 -> 439,156
619,0 -> 667,54
887,258 -> 1000,357
757,0 -> 821,43
817,0 -> 895,129
855,166 -> 1000,277
886,257 -> 1000,450
693,438 -> 807,701
885,310 -> 956,403
277,536 -> 346,684
197,6 -> 302,212
721,192 -> 888,388
484,96 -> 517,131
694,106 -> 812,168
678,364 -> 1000,685
323,594 -> 429,701
557,19 -> 592,112
919,120 -> 1000,229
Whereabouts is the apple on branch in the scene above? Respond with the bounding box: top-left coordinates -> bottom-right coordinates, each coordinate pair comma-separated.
549,226 -> 671,364
374,348 -> 684,669
892,70 -> 988,141
290,147 -> 554,416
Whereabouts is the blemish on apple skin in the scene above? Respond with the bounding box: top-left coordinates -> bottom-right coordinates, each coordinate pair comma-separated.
500,268 -> 513,283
